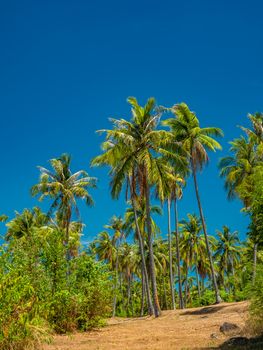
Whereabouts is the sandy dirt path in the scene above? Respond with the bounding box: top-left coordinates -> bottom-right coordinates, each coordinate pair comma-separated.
43,301 -> 249,350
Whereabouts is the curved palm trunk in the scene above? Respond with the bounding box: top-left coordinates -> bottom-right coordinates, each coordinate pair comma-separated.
191,161 -> 221,304
145,179 -> 161,317
252,242 -> 258,285
128,177 -> 154,316
168,198 -> 175,309
174,198 -> 184,309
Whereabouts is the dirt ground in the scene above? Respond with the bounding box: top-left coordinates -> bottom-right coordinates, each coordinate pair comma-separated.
43,301 -> 250,350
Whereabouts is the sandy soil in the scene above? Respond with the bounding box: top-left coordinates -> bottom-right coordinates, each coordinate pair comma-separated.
43,301 -> 249,350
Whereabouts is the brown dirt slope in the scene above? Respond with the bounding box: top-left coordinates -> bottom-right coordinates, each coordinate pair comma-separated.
44,301 -> 250,350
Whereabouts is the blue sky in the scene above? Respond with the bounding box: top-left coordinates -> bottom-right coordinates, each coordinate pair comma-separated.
0,0 -> 262,243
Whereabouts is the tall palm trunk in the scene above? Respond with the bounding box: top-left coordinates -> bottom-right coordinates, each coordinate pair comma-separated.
252,242 -> 258,285
184,261 -> 189,307
168,198 -> 175,309
128,177 -> 154,316
163,275 -> 168,309
65,206 -> 72,279
112,248 -> 119,317
195,266 -> 201,299
191,161 -> 221,304
140,264 -> 145,316
145,178 -> 161,317
174,198 -> 184,309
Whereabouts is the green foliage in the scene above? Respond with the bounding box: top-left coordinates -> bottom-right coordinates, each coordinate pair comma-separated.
248,264 -> 263,335
0,215 -> 112,349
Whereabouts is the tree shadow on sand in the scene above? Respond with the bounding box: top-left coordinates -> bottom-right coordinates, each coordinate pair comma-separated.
216,335 -> 263,349
181,305 -> 227,316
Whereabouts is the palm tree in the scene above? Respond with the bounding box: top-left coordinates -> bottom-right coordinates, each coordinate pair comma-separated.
104,215 -> 126,317
118,242 -> 138,315
180,214 -> 206,304
92,97 -> 178,316
6,207 -> 48,240
160,172 -> 185,309
214,226 -> 240,292
219,137 -> 261,283
163,103 -> 223,303
219,137 -> 257,205
170,173 -> 186,309
32,154 -> 96,263
125,201 -> 162,314
94,231 -> 116,265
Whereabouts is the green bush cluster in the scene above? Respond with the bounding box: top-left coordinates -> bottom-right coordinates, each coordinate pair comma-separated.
0,226 -> 112,350
248,264 -> 263,335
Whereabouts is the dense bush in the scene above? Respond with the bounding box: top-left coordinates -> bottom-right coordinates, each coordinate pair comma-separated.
0,225 -> 112,350
247,264 -> 263,335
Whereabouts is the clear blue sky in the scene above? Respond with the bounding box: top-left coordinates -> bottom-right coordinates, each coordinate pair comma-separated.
1,0 -> 262,243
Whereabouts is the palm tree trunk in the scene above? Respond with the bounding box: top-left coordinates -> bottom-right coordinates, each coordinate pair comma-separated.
252,242 -> 258,285
195,266 -> 201,299
174,198 -> 184,309
163,276 -> 168,310
191,161 -> 221,304
168,198 -> 175,310
112,248 -> 119,317
65,206 -> 72,279
184,261 -> 188,307
127,273 -> 131,315
128,177 -> 154,316
140,264 -> 146,316
145,178 -> 161,317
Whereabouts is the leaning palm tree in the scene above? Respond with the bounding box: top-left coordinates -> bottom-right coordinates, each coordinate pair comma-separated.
92,97 -> 180,316
163,103 -> 223,303
32,154 -> 97,263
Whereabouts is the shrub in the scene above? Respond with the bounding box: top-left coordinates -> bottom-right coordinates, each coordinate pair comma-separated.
247,264 -> 263,335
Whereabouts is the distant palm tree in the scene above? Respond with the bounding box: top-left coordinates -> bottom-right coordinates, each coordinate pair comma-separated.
6,207 -> 48,240
180,214 -> 207,304
104,215 -> 126,317
32,154 -> 96,263
164,103 -> 223,303
125,201 -> 162,315
214,226 -> 240,292
118,242 -> 138,315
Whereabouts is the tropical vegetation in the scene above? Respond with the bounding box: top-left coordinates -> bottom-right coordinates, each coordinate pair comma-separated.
1,99 -> 263,349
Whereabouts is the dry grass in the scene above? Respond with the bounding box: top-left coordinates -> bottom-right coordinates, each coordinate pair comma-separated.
43,301 -> 249,350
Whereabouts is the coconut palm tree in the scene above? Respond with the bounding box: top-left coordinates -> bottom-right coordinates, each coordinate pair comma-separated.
6,207 -> 49,240
125,201 -> 162,314
32,154 -> 96,263
159,172 -> 185,309
104,215 -> 126,317
94,231 -> 116,266
214,226 -> 240,292
219,137 -> 261,283
118,242 -> 138,315
92,97 -> 179,316
163,103 -> 223,303
180,214 -> 205,304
